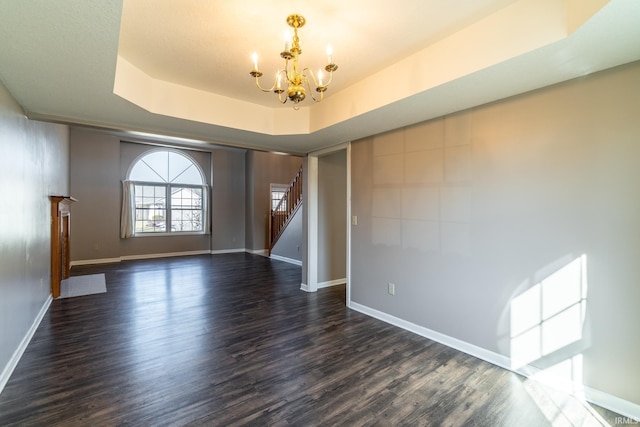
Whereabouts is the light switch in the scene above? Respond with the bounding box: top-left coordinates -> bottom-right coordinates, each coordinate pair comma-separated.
352,215 -> 358,226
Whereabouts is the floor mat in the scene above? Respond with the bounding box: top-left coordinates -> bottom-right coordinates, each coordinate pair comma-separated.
59,273 -> 106,298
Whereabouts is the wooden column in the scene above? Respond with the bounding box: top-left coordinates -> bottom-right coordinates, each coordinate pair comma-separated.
50,196 -> 76,298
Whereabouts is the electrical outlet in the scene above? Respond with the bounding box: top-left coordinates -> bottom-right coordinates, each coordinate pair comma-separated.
388,282 -> 395,295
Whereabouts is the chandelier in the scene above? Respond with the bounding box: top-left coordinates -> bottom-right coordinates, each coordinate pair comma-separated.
250,14 -> 338,110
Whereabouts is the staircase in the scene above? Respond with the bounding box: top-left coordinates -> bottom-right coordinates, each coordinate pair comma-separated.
269,165 -> 303,254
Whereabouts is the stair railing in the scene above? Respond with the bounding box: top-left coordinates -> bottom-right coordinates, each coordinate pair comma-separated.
269,165 -> 303,253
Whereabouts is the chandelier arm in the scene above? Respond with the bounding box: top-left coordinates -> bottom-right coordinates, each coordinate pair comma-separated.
253,67 -> 292,93
300,74 -> 321,103
302,67 -> 320,88
307,89 -> 324,103
253,75 -> 277,92
323,69 -> 335,86
253,76 -> 275,92
302,66 -> 334,92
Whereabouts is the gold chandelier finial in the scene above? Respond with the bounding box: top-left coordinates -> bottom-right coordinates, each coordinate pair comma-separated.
250,14 -> 338,110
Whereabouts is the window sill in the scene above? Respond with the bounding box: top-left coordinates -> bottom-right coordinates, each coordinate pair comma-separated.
132,231 -> 206,237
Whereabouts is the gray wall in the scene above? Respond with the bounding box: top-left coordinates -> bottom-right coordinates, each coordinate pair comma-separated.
245,150 -> 303,252
211,148 -> 246,251
69,129 -> 247,261
245,150 -> 255,251
350,61 -> 640,406
318,150 -> 347,284
0,82 -> 68,382
69,130 -> 120,260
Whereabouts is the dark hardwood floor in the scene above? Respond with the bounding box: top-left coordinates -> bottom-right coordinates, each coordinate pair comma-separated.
0,253 -> 624,426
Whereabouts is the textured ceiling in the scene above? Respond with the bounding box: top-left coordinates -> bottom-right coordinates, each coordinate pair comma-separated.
117,0 -> 518,106
0,0 -> 639,154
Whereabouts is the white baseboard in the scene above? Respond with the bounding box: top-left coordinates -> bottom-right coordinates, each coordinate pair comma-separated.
71,257 -> 121,267
299,279 -> 346,292
71,251 -> 217,267
247,249 -> 269,257
582,386 -> 640,423
71,249 -> 281,268
269,254 -> 302,266
210,248 -> 246,255
0,294 -> 52,395
318,278 -> 346,289
349,301 -> 640,421
120,250 -> 211,261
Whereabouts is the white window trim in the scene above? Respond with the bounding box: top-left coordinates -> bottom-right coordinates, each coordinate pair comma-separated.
121,149 -> 209,238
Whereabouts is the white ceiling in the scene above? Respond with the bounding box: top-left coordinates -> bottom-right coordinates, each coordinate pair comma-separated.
118,0 -> 518,106
0,0 -> 639,155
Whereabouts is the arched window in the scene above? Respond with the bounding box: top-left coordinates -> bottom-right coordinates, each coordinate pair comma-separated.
121,150 -> 208,237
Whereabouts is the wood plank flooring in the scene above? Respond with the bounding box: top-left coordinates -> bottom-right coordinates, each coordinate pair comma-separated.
0,253 -> 624,426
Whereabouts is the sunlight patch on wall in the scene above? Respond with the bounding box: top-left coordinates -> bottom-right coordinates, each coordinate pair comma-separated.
510,254 -> 588,369
509,255 -> 605,425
